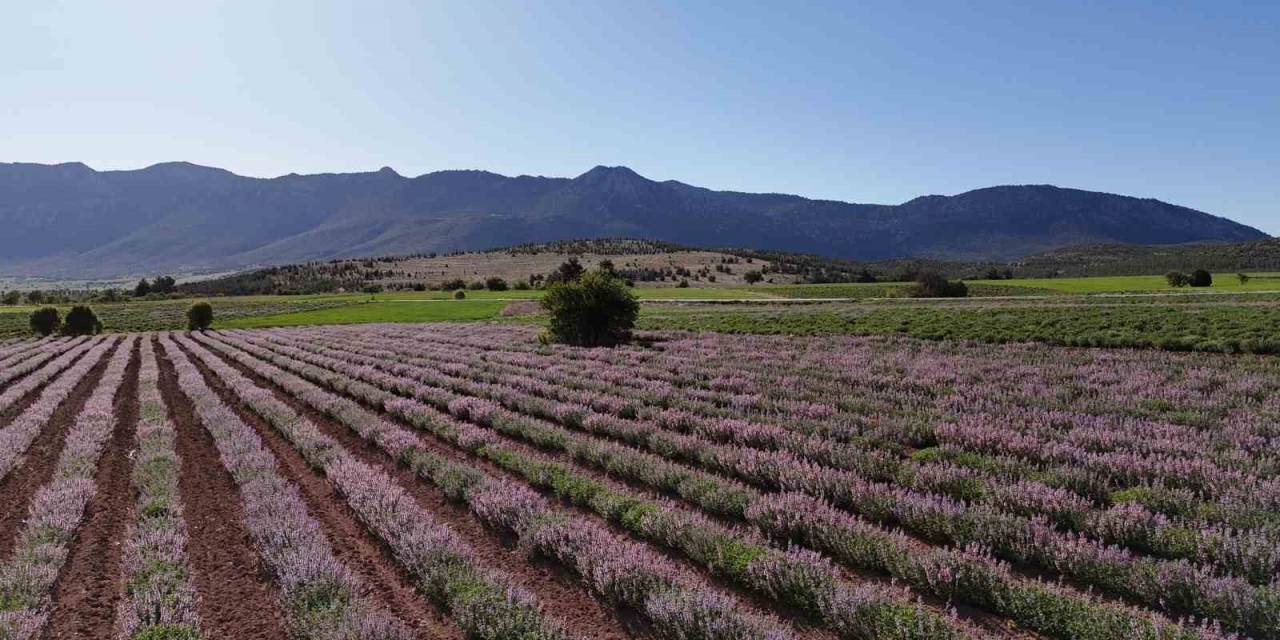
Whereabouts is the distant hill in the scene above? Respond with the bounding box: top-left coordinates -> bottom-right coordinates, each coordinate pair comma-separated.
1010,238 -> 1280,277
0,161 -> 1266,278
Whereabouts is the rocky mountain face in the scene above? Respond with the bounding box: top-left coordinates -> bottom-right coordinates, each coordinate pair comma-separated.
0,161 -> 1265,277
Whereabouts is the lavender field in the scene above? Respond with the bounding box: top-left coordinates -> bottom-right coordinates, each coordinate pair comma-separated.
0,324 -> 1276,639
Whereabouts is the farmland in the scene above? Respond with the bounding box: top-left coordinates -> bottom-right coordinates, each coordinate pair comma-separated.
0,324 -> 1276,639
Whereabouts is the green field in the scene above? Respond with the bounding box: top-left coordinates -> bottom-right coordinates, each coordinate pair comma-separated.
221,300 -> 506,328
970,272 -> 1280,294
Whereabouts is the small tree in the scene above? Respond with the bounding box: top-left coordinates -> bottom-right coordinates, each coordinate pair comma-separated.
187,301 -> 214,331
1188,269 -> 1212,287
743,270 -> 764,285
1165,271 -> 1190,288
26,290 -> 44,305
546,257 -> 585,284
485,277 -> 509,291
442,279 -> 467,291
1,290 -> 20,305
29,307 -> 60,336
134,278 -> 152,297
1238,273 -> 1251,285
152,275 -> 176,294
62,305 -> 102,335
452,289 -> 466,300
907,272 -> 967,298
541,269 -> 639,347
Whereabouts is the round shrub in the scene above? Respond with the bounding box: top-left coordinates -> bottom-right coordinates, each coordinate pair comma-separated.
541,269 -> 639,347
187,301 -> 214,331
907,272 -> 968,298
453,290 -> 466,300
1188,269 -> 1212,287
29,306 -> 60,336
62,305 -> 102,336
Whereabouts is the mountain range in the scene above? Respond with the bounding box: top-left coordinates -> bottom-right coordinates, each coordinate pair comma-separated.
0,161 -> 1266,278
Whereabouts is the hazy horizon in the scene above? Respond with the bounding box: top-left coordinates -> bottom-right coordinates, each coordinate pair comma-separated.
3,1 -> 1277,233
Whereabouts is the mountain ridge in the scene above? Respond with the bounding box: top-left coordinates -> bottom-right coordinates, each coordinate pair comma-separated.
0,161 -> 1265,278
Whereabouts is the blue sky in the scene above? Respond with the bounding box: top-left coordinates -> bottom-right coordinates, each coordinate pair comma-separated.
3,1 -> 1277,233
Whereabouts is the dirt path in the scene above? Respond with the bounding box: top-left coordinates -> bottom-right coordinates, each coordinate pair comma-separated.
177,340 -> 460,640
156,340 -> 290,640
0,346 -> 113,561
191,339 -> 643,640
41,341 -> 140,639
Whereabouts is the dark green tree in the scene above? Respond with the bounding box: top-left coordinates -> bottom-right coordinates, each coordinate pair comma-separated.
1188,269 -> 1212,287
29,307 -> 60,336
134,278 -> 152,297
62,305 -> 102,335
187,301 -> 214,331
541,269 -> 639,347
485,277 -> 509,291
743,270 -> 764,285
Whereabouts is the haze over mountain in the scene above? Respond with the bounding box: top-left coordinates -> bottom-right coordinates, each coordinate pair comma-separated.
0,161 -> 1266,278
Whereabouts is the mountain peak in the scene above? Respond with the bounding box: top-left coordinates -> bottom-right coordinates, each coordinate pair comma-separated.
575,165 -> 644,181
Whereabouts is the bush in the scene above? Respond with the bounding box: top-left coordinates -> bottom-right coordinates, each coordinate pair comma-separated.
1237,273 -> 1251,285
513,280 -> 531,291
1188,269 -> 1212,287
1,290 -> 20,305
187,301 -> 214,331
485,277 -> 509,291
1165,271 -> 1189,288
907,272 -> 968,298
467,281 -> 486,291
541,269 -> 639,347
442,279 -> 467,291
743,271 -> 763,285
62,305 -> 102,336
26,290 -> 44,305
134,278 -> 152,297
677,279 -> 690,288
29,307 -> 60,336
453,290 -> 466,300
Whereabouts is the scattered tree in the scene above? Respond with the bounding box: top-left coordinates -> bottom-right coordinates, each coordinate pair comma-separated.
442,279 -> 467,291
152,275 -> 177,294
467,281 -> 485,290
1,291 -> 20,305
906,272 -> 968,298
62,305 -> 102,335
743,270 -> 764,285
546,257 -> 585,284
1165,271 -> 1190,288
485,277 -> 509,291
134,278 -> 153,297
512,279 -> 531,291
29,307 -> 60,336
541,268 -> 639,347
187,301 -> 214,331
677,279 -> 690,288
1188,269 -> 1212,287
26,290 -> 44,305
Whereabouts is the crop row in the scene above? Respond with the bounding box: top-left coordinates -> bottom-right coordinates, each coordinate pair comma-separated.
0,336 -> 135,638
189,331 -> 965,640
158,333 -> 414,638
0,337 -> 114,483
208,329 -> 1227,640
240,325 -> 1277,636
115,336 -> 201,639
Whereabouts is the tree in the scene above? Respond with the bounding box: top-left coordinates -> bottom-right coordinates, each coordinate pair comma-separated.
1165,271 -> 1190,288
743,270 -> 764,285
26,290 -> 44,305
452,289 -> 466,300
1,291 -> 20,305
467,281 -> 485,290
1188,269 -> 1212,287
29,307 -> 60,336
134,278 -> 152,297
62,305 -> 102,335
442,279 -> 467,291
541,268 -> 639,347
1238,273 -> 1251,285
854,269 -> 877,283
547,257 -> 585,284
485,277 -> 509,291
152,275 -> 177,294
187,301 -> 214,331
906,272 -> 968,298
597,259 -> 616,276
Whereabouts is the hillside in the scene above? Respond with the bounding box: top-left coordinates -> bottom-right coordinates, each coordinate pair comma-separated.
0,161 -> 1265,278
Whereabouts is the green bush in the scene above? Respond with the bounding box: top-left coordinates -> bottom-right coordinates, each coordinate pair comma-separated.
541,269 -> 639,347
467,281 -> 486,291
1165,271 -> 1189,287
186,301 -> 214,331
907,272 -> 967,298
1189,269 -> 1212,287
29,307 -> 60,336
485,277 -> 509,291
453,289 -> 466,300
62,305 -> 102,335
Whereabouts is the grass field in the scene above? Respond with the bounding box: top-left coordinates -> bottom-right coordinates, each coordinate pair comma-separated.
222,299 -> 506,328
971,272 -> 1280,293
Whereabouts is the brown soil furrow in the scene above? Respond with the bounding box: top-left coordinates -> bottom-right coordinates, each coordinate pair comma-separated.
0,345 -> 114,561
176,340 -> 460,640
187,339 -> 641,640
155,339 -> 290,640
41,341 -> 141,639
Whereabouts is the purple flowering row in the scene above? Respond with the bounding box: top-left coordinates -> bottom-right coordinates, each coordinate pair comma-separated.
244,326 -> 1278,622
168,332 -> 572,640
157,333 -> 413,640
0,336 -> 42,361
0,336 -> 114,483
0,336 -> 96,414
0,337 -> 70,373
115,336 -> 201,639
185,332 -> 813,640
209,329 -> 1223,640
303,327 -> 1280,583
0,336 -> 135,639
191,331 -> 964,640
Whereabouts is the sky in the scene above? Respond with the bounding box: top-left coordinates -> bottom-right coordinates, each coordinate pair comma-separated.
2,1 -> 1277,233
